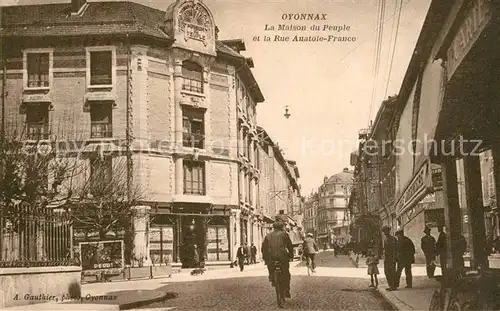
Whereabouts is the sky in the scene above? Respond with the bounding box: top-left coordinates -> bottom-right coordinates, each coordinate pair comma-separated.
4,0 -> 432,196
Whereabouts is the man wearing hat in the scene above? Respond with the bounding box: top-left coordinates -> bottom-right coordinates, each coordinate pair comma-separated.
395,229 -> 415,288
421,226 -> 436,278
302,232 -> 319,272
262,220 -> 294,298
381,225 -> 398,291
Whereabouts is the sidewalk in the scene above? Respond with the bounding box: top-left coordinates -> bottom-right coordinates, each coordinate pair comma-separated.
349,251 -> 441,310
377,274 -> 440,311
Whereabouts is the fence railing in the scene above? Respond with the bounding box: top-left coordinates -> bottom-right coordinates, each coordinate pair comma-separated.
0,204 -> 76,267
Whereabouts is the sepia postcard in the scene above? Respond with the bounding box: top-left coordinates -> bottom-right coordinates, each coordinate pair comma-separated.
0,0 -> 500,310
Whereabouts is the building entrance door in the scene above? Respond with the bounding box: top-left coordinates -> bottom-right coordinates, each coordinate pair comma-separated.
180,216 -> 206,268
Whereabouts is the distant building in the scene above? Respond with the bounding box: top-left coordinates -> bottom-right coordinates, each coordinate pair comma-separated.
304,168 -> 353,248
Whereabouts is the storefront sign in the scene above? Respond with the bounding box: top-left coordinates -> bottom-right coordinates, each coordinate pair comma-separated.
79,240 -> 124,271
447,0 -> 492,80
432,167 -> 443,191
396,161 -> 431,215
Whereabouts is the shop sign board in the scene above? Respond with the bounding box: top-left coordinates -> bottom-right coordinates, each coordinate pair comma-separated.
79,240 -> 124,271
396,161 -> 431,215
447,0 -> 492,80
432,167 -> 443,191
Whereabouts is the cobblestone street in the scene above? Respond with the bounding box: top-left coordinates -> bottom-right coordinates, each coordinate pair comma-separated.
138,253 -> 393,310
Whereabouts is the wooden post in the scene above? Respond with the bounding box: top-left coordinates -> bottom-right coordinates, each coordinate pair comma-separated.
440,155 -> 462,271
463,155 -> 487,268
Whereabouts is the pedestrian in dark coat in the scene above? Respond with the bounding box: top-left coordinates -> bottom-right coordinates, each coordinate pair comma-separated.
192,244 -> 200,268
395,229 -> 415,288
236,244 -> 246,271
244,243 -> 250,264
382,226 -> 398,291
435,225 -> 447,274
421,226 -> 436,278
250,243 -> 257,264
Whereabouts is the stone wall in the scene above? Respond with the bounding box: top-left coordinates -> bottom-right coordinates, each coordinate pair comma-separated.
0,266 -> 82,309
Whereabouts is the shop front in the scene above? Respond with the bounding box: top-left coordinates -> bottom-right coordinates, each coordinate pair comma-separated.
430,0 -> 500,273
150,203 -> 231,268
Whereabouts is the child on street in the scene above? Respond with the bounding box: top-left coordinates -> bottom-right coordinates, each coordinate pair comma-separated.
366,248 -> 379,288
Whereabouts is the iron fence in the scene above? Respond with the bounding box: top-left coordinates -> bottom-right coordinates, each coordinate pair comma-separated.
0,204 -> 75,267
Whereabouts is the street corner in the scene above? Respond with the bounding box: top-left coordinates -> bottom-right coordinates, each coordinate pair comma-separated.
376,285 -> 414,311
60,290 -> 178,310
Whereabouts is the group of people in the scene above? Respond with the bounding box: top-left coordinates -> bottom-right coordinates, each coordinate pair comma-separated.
367,226 -> 416,291
375,224 -> 468,292
236,242 -> 258,271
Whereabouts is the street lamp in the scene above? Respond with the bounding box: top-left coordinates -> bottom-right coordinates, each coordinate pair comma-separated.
284,105 -> 291,119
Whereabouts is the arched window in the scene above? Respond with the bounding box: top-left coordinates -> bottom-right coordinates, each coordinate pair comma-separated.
182,61 -> 203,93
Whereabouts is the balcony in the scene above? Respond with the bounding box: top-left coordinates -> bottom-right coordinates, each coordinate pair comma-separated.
91,122 -> 112,138
27,78 -> 49,89
26,123 -> 49,140
183,133 -> 204,149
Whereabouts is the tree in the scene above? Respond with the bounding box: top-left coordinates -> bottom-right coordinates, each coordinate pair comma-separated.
59,154 -> 143,240
0,126 -> 144,264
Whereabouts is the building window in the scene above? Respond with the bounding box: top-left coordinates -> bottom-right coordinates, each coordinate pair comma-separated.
90,156 -> 113,195
182,61 -> 203,93
27,53 -> 50,88
86,47 -> 115,88
488,172 -> 495,200
248,176 -> 253,205
90,51 -> 112,85
183,161 -> 205,195
243,129 -> 248,158
26,104 -> 49,140
90,103 -> 113,138
183,107 -> 204,149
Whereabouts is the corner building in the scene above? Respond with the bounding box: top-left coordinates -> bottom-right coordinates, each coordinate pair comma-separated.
0,0 -> 276,267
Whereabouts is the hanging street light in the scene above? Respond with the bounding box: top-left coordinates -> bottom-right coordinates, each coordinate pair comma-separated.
284,105 -> 291,119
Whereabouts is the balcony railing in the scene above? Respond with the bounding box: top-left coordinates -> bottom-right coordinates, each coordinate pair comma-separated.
27,77 -> 49,88
183,133 -> 204,149
26,123 -> 49,140
182,78 -> 203,93
184,187 -> 206,196
91,123 -> 112,138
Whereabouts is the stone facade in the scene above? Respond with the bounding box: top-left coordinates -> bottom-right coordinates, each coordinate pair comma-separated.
304,168 -> 353,248
0,0 -> 301,268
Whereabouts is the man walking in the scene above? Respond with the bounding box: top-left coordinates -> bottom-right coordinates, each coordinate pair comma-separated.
382,226 -> 398,291
435,224 -> 447,275
395,229 -> 415,288
236,244 -> 246,271
421,226 -> 436,278
302,232 -> 319,272
262,220 -> 294,298
250,243 -> 257,264
243,243 -> 250,265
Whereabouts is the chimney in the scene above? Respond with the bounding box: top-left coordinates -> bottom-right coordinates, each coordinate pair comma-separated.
72,0 -> 87,14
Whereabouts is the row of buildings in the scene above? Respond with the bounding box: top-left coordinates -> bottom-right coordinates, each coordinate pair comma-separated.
348,0 -> 500,266
0,0 -> 303,272
303,168 -> 353,249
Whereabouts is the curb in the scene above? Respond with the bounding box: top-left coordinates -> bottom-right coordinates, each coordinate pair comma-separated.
119,291 -> 178,310
376,285 -> 413,311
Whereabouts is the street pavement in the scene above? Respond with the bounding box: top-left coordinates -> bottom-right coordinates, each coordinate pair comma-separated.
136,251 -> 393,310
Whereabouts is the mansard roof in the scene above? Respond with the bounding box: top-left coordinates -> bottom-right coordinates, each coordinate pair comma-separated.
0,1 -> 264,102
